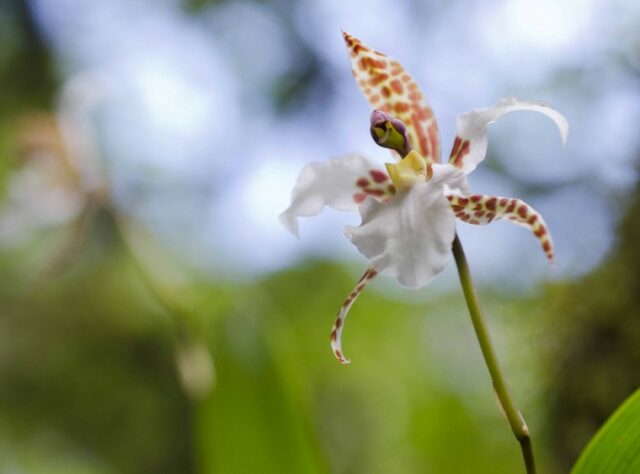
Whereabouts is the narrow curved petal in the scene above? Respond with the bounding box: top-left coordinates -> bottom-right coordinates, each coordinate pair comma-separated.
279,153 -> 394,236
330,266 -> 378,365
342,32 -> 440,164
448,97 -> 569,174
446,193 -> 554,263
344,180 -> 457,288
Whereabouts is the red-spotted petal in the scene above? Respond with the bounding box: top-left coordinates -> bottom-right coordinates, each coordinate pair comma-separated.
330,266 -> 378,364
279,153 -> 395,236
342,31 -> 440,165
448,97 -> 569,174
446,193 -> 555,263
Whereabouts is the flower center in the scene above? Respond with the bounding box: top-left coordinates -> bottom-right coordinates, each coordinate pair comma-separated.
385,150 -> 433,190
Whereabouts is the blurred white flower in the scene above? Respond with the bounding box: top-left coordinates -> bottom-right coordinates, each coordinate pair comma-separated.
0,73 -> 108,281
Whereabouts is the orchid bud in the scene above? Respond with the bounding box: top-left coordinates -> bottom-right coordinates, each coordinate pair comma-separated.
370,109 -> 412,158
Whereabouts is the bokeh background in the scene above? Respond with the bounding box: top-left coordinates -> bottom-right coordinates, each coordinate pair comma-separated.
0,0 -> 639,472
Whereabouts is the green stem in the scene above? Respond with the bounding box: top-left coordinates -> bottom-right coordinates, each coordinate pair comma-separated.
106,206 -> 194,335
452,234 -> 536,474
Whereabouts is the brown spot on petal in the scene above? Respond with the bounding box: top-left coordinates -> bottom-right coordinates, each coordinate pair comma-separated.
390,79 -> 404,94
394,102 -> 410,113
518,205 -> 528,219
534,226 -> 547,237
369,73 -> 389,86
369,170 -> 388,183
353,193 -> 367,204
364,188 -> 385,197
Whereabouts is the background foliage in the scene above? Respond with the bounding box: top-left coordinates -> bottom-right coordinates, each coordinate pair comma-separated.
0,0 -> 639,472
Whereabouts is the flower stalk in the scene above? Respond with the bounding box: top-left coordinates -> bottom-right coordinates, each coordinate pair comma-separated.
451,234 -> 536,474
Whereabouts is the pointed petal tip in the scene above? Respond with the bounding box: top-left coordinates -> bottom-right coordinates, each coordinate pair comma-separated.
330,266 -> 377,366
278,210 -> 300,239
559,120 -> 569,147
450,97 -> 570,173
331,341 -> 351,365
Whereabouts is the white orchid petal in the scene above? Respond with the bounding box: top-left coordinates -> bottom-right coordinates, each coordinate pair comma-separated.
430,163 -> 471,195
279,153 -> 392,237
449,97 -> 569,174
344,179 -> 458,289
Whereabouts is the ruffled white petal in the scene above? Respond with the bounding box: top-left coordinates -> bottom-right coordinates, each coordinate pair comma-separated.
448,97 -> 569,174
279,153 -> 392,237
344,169 -> 463,288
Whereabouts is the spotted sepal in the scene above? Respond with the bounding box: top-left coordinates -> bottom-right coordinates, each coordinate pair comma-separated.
330,266 -> 378,364
342,31 -> 440,164
446,193 -> 554,263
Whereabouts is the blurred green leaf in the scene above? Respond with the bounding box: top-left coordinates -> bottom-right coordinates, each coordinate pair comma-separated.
572,388 -> 640,474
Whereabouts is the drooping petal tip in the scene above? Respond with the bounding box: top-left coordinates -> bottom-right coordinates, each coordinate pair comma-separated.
278,209 -> 300,238
446,192 -> 555,263
449,96 -> 570,174
496,97 -> 569,146
330,266 -> 378,364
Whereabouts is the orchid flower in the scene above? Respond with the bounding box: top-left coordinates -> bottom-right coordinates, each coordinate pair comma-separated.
280,32 -> 568,365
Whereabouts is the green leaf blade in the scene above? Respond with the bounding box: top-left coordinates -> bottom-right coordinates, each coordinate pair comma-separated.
572,388 -> 640,474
